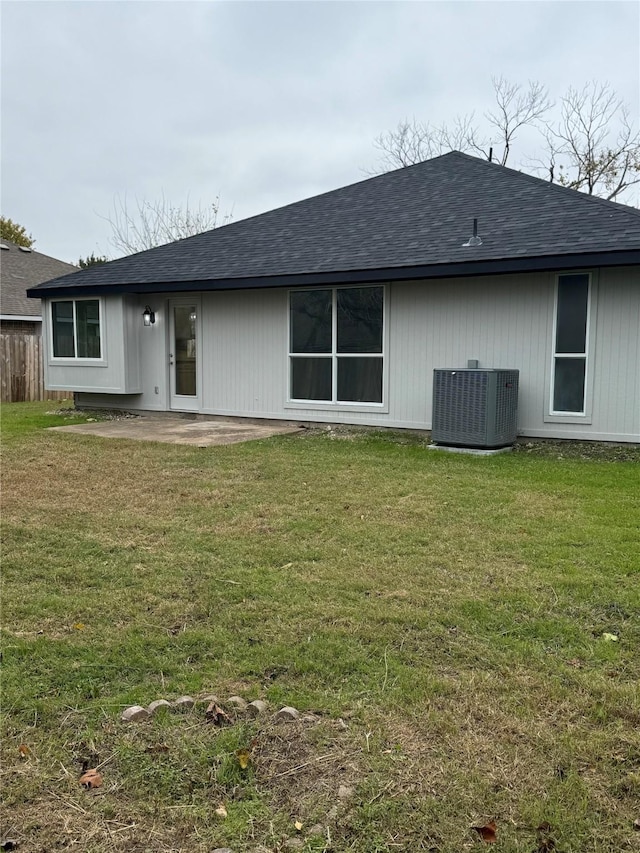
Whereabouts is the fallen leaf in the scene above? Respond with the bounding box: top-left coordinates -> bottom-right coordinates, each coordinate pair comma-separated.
236,748 -> 251,770
472,821 -> 497,843
294,821 -> 303,832
73,623 -> 85,630
602,632 -> 619,642
145,743 -> 169,754
205,702 -> 231,726
533,823 -> 557,852
215,803 -> 228,818
79,768 -> 102,789
18,744 -> 30,759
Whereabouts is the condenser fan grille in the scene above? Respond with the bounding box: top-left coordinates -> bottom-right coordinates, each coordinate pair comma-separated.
432,369 -> 519,448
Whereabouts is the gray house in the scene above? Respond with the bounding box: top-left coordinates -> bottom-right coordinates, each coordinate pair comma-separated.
1,241 -> 77,334
28,152 -> 640,442
1,241 -> 77,402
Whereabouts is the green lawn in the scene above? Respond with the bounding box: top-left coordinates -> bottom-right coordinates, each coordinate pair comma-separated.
1,402 -> 639,852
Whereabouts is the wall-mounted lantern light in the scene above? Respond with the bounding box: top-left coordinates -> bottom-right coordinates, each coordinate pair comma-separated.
189,309 -> 197,323
143,306 -> 156,326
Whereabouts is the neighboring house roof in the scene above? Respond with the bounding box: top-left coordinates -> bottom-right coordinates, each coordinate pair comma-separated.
28,151 -> 640,299
1,241 -> 77,317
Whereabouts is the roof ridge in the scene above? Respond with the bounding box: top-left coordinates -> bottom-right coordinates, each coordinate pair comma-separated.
205,151 -> 640,238
96,150 -> 639,255
449,151 -> 640,219
181,151 -> 470,240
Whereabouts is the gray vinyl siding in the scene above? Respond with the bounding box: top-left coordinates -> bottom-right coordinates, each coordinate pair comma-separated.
44,295 -> 141,394
387,275 -> 551,431
590,266 -> 639,440
71,266 -> 639,442
201,288 -> 287,416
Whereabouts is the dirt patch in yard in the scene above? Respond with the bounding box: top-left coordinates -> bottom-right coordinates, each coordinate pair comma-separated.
308,423 -> 640,462
512,439 -> 640,462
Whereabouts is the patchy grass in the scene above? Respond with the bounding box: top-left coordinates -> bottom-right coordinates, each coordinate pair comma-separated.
1,403 -> 639,852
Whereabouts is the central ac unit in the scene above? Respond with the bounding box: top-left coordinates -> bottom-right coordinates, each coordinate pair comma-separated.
432,368 -> 519,448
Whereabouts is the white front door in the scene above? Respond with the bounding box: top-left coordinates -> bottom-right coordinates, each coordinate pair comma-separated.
169,299 -> 200,411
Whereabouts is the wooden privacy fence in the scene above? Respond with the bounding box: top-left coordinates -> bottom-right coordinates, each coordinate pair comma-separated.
1,334 -> 69,403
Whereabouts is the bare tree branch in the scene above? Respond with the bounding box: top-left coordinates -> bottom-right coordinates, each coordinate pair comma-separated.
371,79 -> 550,172
371,113 -> 484,173
485,77 -> 552,165
548,83 -> 640,200
104,193 -> 232,256
371,78 -> 639,204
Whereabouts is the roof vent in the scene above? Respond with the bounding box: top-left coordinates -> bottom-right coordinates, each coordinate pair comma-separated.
0,244 -> 9,250
463,218 -> 483,247
19,246 -> 33,253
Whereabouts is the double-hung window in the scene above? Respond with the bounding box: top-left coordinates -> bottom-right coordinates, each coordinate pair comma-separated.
550,273 -> 591,415
289,286 -> 384,405
51,299 -> 102,359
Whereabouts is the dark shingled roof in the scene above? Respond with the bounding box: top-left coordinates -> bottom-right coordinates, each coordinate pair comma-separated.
1,241 -> 77,315
28,152 -> 640,298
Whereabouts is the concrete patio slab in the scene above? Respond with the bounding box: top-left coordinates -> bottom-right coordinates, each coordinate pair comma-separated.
48,415 -> 304,447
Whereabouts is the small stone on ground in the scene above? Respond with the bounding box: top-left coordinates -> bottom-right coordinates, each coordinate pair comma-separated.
147,699 -> 172,715
247,699 -> 268,717
172,695 -> 195,710
275,706 -> 300,721
121,705 -> 149,722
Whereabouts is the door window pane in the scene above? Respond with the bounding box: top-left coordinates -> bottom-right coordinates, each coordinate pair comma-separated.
291,357 -> 332,401
556,275 -> 588,353
174,306 -> 196,396
337,287 -> 383,353
52,301 -> 75,357
76,300 -> 101,358
290,290 -> 332,353
553,358 -> 586,413
337,357 -> 383,403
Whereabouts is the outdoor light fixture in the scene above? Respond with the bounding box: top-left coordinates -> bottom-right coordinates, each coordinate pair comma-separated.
189,309 -> 197,322
142,306 -> 156,326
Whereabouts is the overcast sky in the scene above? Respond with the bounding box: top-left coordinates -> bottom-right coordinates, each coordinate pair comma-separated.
1,0 -> 638,263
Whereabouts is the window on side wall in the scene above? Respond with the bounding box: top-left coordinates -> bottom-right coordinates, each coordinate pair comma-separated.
550,273 -> 590,415
51,299 -> 102,359
289,286 -> 384,405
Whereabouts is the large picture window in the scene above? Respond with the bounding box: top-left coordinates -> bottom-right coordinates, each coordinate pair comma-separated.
289,286 -> 384,404
551,274 -> 590,414
52,299 -> 102,359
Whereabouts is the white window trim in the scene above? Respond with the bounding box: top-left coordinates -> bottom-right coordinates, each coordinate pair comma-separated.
285,284 -> 389,413
544,271 -> 597,424
49,297 -> 106,364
